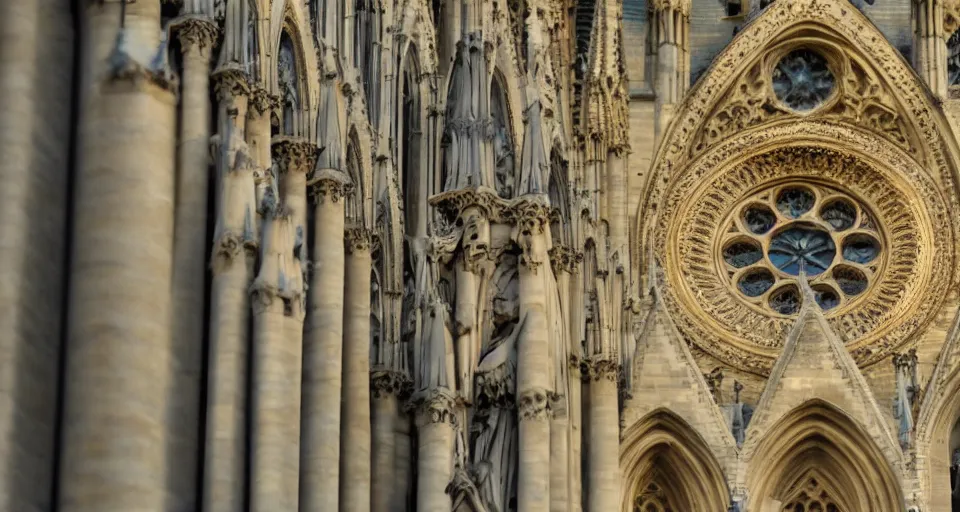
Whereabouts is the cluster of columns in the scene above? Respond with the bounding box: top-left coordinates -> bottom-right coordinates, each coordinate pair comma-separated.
56,3 -> 379,511
651,0 -> 691,138
914,0 -> 954,96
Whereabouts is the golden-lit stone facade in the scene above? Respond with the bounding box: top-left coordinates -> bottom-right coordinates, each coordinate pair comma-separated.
10,0 -> 960,510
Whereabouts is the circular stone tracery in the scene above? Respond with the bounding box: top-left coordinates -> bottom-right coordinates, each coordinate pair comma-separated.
771,49 -> 835,112
721,183 -> 882,315
658,143 -> 946,373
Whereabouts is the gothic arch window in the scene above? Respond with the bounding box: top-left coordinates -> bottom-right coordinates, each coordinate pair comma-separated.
949,30 -> 960,86
490,73 -> 515,199
949,418 -> 960,511
620,410 -> 730,512
245,0 -> 260,81
548,148 -> 570,245
400,48 -> 424,237
354,0 -> 381,125
345,134 -> 364,226
278,31 -> 300,136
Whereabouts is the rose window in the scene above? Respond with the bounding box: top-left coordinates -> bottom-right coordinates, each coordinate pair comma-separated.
772,49 -> 835,112
720,183 -> 882,316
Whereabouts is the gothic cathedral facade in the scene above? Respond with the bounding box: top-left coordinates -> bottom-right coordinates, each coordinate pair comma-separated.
8,0 -> 960,510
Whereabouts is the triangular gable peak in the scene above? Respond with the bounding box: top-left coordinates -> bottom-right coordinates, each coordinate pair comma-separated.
739,277 -> 902,479
622,292 -> 737,475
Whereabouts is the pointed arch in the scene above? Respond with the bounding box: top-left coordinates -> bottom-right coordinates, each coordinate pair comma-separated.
636,0 -> 960,376
489,70 -> 517,198
637,0 -> 960,283
548,146 -> 571,245
345,130 -> 365,227
745,399 -> 902,512
267,1 -> 320,140
619,408 -> 730,512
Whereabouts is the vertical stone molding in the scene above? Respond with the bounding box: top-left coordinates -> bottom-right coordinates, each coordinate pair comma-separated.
249,212 -> 303,512
915,0 -> 949,97
300,170 -> 350,511
341,228 -> 375,512
0,0 -> 72,509
167,15 -> 219,509
60,72 -> 177,510
370,371 -> 410,512
203,90 -> 257,512
414,389 -> 458,512
549,394 -> 571,512
514,199 -> 553,512
583,358 -> 621,512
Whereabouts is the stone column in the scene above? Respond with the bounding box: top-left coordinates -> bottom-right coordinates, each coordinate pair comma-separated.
341,228 -> 374,512
515,200 -> 552,512
249,212 -> 303,512
0,0 -> 73,509
202,73 -> 255,512
166,16 -> 219,509
652,0 -> 690,140
415,390 -> 458,512
915,0 -> 949,97
371,372 -> 404,512
585,358 -> 621,512
60,52 -> 178,512
550,396 -> 570,511
300,169 -> 351,511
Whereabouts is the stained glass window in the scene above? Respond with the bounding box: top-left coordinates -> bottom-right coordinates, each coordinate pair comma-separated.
772,49 -> 835,112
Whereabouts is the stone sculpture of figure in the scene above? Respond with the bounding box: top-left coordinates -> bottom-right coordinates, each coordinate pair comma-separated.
454,205 -> 491,399
470,255 -> 521,512
278,36 -> 299,135
893,349 -> 918,449
491,90 -> 515,198
460,206 -> 490,270
517,83 -> 548,197
443,37 -> 494,192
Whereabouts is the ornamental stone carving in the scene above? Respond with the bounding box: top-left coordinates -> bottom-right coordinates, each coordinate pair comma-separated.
172,15 -> 220,53
345,228 -> 374,254
656,139 -> 951,374
517,389 -> 550,421
271,137 -> 318,175
581,357 -> 618,382
308,168 -> 353,205
414,389 -> 460,427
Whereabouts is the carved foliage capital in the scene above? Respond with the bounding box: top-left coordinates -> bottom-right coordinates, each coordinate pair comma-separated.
414,390 -> 460,428
248,86 -> 280,115
271,137 -> 318,175
580,357 -> 619,382
344,228 -> 374,254
371,370 -> 412,399
518,388 -> 551,421
213,68 -> 250,101
549,245 -> 583,274
172,15 -> 219,54
309,171 -> 353,205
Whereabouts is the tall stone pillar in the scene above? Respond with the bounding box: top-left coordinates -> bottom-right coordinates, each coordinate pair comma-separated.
515,200 -> 552,512
0,0 -> 73,509
341,228 -> 374,512
202,73 -> 255,512
60,21 -> 178,511
915,0 -> 949,97
415,390 -> 458,512
652,0 -> 690,140
167,16 -> 219,509
300,169 -> 351,511
584,358 -> 621,512
549,248 -> 576,512
249,212 -> 303,512
371,372 -> 404,512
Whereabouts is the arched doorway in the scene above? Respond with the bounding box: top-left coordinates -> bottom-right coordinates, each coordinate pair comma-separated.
619,409 -> 730,512
746,400 -> 902,512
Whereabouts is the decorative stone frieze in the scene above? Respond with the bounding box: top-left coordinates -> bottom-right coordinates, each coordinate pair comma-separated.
518,389 -> 551,421
271,137 -> 318,175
